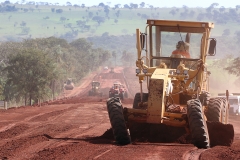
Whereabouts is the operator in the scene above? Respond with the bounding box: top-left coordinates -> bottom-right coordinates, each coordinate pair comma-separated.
171,41 -> 190,58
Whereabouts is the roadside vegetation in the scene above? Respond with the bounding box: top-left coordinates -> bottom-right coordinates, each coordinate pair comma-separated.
0,37 -> 111,106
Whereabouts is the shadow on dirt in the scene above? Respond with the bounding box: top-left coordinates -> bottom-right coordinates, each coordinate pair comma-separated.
42,133 -> 114,144
42,121 -> 234,147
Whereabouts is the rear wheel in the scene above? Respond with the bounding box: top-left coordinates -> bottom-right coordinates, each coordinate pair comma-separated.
107,97 -> 131,145
187,99 -> 210,149
205,97 -> 228,124
133,93 -> 148,109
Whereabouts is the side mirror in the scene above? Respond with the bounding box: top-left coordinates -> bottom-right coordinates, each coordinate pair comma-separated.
140,33 -> 145,49
208,38 -> 217,56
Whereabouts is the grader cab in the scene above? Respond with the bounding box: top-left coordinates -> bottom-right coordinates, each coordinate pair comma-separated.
107,19 -> 233,149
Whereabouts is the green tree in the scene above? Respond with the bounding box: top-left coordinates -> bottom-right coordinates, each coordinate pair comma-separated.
225,57 -> 240,76
70,38 -> 110,72
121,50 -> 134,66
60,16 -> 66,23
4,48 -> 57,105
21,27 -> 30,35
92,16 -> 105,25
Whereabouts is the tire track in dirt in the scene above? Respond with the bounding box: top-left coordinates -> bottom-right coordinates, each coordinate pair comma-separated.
0,104 -> 83,159
0,124 -> 29,139
0,105 -> 78,134
53,103 -> 110,139
24,103 -> 109,159
30,106 -> 79,122
26,103 -> 111,159
0,134 -> 49,158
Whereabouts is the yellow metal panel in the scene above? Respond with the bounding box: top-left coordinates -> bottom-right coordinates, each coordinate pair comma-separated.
136,29 -> 142,60
147,68 -> 169,124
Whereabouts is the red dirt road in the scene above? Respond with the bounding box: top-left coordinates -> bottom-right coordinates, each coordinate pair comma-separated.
0,67 -> 240,160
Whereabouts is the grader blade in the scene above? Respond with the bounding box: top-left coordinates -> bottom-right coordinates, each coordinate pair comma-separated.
207,121 -> 234,147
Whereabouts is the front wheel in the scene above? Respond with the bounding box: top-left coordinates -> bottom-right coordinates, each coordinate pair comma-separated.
107,97 -> 131,145
187,99 -> 210,149
205,97 -> 228,124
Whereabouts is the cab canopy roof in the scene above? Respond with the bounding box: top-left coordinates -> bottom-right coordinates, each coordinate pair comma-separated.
146,19 -> 214,33
92,81 -> 100,85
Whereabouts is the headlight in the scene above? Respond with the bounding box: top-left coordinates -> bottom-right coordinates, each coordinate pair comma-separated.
183,70 -> 188,75
169,70 -> 174,75
136,68 -> 141,74
143,68 -> 148,74
176,69 -> 180,74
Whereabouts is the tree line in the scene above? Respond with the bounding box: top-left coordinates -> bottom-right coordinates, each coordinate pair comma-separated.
0,37 -> 111,106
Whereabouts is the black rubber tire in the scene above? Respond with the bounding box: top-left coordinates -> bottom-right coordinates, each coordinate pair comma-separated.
107,97 -> 131,145
205,97 -> 228,124
187,99 -> 210,149
133,93 -> 148,109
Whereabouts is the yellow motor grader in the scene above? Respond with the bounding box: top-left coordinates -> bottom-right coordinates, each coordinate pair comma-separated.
107,19 -> 232,149
89,81 -> 103,96
64,78 -> 74,90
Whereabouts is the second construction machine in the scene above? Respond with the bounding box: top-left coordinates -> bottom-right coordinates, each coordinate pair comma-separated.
109,82 -> 128,100
64,78 -> 74,90
107,19 -> 232,149
89,81 -> 103,96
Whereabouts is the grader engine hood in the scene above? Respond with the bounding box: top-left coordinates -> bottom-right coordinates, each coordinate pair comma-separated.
147,68 -> 172,123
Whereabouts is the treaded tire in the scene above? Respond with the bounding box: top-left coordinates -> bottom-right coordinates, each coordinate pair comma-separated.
187,99 -> 210,149
107,97 -> 131,145
205,97 -> 228,124
133,93 -> 148,109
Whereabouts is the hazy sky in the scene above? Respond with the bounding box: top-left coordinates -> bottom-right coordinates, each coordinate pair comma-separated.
1,0 -> 240,8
